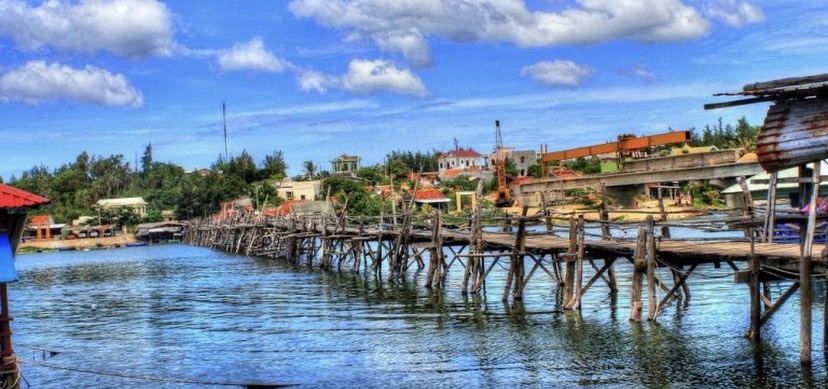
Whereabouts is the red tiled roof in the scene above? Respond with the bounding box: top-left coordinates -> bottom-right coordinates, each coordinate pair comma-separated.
510,176 -> 534,187
0,184 -> 50,210
441,168 -> 463,178
29,214 -> 51,226
413,188 -> 447,200
441,149 -> 481,158
264,199 -> 305,216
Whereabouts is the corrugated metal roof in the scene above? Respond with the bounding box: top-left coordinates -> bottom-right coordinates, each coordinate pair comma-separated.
0,184 -> 50,210
757,98 -> 828,172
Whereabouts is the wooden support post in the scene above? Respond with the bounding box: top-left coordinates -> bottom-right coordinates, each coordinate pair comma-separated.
737,176 -> 754,239
563,217 -> 577,308
748,232 -> 761,339
658,189 -> 670,238
646,216 -> 658,321
629,225 -> 646,322
512,206 -> 529,301
568,215 -> 585,310
425,209 -> 443,288
600,183 -> 611,239
763,172 -> 778,243
800,162 -> 820,364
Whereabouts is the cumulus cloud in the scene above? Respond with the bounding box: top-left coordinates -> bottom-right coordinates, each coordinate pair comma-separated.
288,0 -> 710,67
618,65 -> 658,83
521,60 -> 591,87
218,37 -> 289,72
0,0 -> 175,58
706,1 -> 764,27
297,59 -> 427,97
342,59 -> 427,96
297,70 -> 339,93
0,61 -> 143,107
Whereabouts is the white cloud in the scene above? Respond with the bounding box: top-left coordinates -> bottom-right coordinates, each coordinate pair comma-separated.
218,37 -> 289,73
0,61 -> 143,107
0,0 -> 175,58
619,65 -> 658,83
297,70 -> 339,93
521,60 -> 591,87
706,1 -> 764,27
298,59 -> 427,97
288,0 -> 710,67
343,59 -> 427,96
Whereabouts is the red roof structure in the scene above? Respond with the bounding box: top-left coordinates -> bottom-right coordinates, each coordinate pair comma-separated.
0,184 -> 50,210
440,149 -> 481,158
28,215 -> 52,226
413,189 -> 448,201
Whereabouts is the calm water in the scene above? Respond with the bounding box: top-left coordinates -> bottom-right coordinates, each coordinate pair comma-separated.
8,243 -> 827,388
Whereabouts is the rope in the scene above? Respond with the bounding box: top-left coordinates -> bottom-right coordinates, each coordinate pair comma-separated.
17,358 -> 293,388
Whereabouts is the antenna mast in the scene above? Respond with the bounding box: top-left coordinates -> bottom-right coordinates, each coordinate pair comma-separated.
222,102 -> 228,160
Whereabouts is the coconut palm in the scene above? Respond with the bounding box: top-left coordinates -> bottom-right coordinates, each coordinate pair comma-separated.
303,160 -> 317,180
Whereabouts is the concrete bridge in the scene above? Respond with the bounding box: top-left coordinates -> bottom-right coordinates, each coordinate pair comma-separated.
516,161 -> 764,208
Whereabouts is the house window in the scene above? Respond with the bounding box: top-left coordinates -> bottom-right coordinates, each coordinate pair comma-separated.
439,162 -> 443,169
300,195 -> 306,200
465,160 -> 469,166
286,191 -> 294,199
520,156 -> 525,164
491,159 -> 496,166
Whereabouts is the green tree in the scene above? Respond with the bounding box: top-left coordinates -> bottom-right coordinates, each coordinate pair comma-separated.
303,160 -> 317,180
260,150 -> 287,181
141,143 -> 153,174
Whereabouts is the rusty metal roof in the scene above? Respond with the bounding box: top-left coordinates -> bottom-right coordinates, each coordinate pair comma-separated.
757,98 -> 828,172
706,73 -> 828,110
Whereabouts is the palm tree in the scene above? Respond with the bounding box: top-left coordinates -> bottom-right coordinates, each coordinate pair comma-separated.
303,160 -> 317,180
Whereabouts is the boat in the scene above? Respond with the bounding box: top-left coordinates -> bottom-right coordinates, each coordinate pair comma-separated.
125,242 -> 148,247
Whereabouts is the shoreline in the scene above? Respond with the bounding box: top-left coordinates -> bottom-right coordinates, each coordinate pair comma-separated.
19,234 -> 138,253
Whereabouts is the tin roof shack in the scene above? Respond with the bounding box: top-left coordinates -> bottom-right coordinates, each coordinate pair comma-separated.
409,189 -> 450,212
0,184 -> 50,386
135,221 -> 185,244
707,73 -> 828,364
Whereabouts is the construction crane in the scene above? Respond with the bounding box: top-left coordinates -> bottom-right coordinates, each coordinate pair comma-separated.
493,120 -> 514,207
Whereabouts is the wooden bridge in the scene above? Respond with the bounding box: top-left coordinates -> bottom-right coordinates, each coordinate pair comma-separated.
183,200 -> 828,362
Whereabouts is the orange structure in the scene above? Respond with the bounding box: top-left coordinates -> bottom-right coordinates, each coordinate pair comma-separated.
493,120 -> 514,207
540,131 -> 692,171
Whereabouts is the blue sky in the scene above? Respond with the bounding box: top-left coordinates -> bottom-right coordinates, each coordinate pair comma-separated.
1,0 -> 826,180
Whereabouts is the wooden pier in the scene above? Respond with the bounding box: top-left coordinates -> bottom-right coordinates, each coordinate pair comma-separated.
183,199 -> 828,362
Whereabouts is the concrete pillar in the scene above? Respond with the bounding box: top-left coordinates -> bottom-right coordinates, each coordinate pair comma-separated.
605,184 -> 645,210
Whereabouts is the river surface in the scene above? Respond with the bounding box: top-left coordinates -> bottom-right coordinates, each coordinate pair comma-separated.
8,243 -> 828,388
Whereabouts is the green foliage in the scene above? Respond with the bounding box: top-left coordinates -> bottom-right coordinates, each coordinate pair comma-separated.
386,149 -> 438,172
565,157 -> 601,175
141,143 -> 153,174
322,176 -> 385,216
356,165 -> 387,185
690,116 -> 760,152
302,160 -> 317,180
440,175 -> 480,191
683,181 -> 726,208
527,163 -> 542,178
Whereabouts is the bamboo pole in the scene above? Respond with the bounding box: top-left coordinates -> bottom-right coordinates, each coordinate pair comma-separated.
629,225 -> 646,321
800,162 -> 820,364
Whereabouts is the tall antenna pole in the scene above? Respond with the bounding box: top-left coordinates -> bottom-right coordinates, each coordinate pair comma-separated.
222,102 -> 228,160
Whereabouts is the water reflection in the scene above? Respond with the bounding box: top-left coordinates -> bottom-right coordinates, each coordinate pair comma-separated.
8,245 -> 828,388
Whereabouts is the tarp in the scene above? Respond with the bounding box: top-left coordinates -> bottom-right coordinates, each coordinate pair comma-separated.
0,232 -> 18,282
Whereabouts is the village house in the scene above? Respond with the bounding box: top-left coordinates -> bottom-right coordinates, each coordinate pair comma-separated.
437,149 -> 482,178
23,214 -> 65,241
331,154 -> 360,175
96,197 -> 148,218
410,188 -> 450,212
277,179 -> 322,201
486,147 -> 539,177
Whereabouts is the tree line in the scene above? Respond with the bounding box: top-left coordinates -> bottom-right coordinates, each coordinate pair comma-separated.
8,144 -> 443,223
7,117 -> 759,222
